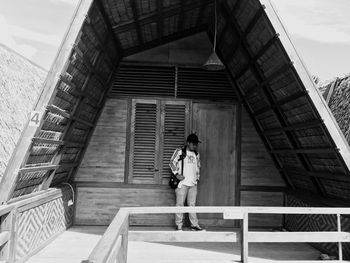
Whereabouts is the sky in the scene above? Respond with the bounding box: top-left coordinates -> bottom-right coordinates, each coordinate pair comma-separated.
0,0 -> 349,81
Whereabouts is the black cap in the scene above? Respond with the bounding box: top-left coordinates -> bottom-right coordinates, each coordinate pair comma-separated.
186,133 -> 201,144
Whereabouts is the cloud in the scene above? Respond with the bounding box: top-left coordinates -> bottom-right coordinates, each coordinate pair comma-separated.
273,0 -> 350,44
49,0 -> 80,6
0,16 -> 38,59
0,14 -> 63,61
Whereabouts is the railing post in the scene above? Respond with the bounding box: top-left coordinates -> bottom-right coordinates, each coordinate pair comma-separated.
0,208 -> 17,263
337,214 -> 343,262
121,216 -> 129,263
241,212 -> 248,263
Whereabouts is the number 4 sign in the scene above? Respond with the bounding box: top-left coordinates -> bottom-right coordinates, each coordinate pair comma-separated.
29,111 -> 42,127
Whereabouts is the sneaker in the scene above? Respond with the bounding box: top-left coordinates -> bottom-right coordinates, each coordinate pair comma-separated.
191,225 -> 205,231
177,225 -> 183,231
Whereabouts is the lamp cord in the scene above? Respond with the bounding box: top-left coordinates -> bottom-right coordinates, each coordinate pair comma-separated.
213,0 -> 217,51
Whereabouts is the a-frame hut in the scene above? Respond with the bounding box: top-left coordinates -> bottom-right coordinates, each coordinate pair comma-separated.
1,0 -> 350,262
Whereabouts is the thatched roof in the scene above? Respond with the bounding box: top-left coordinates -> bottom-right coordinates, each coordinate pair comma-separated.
0,44 -> 46,182
320,74 -> 350,142
1,0 -> 350,204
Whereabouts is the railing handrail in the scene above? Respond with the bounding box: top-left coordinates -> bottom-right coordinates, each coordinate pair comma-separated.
123,206 -> 350,215
0,204 -> 13,218
85,206 -> 350,263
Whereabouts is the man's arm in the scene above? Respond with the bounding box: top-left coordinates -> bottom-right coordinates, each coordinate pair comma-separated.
196,153 -> 201,181
169,148 -> 185,181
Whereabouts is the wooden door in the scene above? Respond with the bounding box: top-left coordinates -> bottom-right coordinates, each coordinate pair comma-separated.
192,103 -> 237,226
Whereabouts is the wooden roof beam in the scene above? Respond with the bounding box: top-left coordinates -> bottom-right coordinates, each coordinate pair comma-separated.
283,169 -> 350,183
219,5 -> 266,65
43,43 -> 113,190
178,0 -> 187,32
243,63 -> 292,97
270,147 -> 339,155
219,52 -> 295,189
123,25 -> 208,56
95,0 -> 123,55
252,91 -> 308,116
234,33 -> 280,81
112,0 -> 212,33
262,120 -> 323,135
130,0 -> 144,46
156,0 -> 163,44
221,1 -> 327,197
64,59 -> 121,185
196,0 -> 207,28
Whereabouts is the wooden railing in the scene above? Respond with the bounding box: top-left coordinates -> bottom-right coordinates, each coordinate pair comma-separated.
0,205 -> 16,262
0,188 -> 71,263
83,206 -> 350,263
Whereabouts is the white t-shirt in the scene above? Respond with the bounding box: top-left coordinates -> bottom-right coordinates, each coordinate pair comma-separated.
180,150 -> 199,188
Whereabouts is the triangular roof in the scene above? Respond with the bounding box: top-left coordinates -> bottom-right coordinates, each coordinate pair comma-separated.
1,0 -> 350,204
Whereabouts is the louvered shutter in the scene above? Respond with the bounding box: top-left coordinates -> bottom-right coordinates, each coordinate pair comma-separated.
110,65 -> 175,98
177,67 -> 236,100
160,101 -> 189,184
129,99 -> 159,184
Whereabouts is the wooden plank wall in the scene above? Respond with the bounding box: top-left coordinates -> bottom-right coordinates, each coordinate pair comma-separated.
74,98 -> 176,225
74,99 -> 286,228
239,108 -> 285,228
75,99 -> 128,183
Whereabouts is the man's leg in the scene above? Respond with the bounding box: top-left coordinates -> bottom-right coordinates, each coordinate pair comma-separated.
175,185 -> 188,228
187,185 -> 199,227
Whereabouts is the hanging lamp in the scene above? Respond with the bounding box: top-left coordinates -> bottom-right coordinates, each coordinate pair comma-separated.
203,0 -> 225,71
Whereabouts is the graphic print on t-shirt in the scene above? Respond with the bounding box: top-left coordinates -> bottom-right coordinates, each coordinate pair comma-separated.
187,155 -> 195,164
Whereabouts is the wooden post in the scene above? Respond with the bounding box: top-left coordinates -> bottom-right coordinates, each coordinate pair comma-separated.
337,214 -> 343,262
121,221 -> 129,263
241,212 -> 248,263
0,209 -> 17,263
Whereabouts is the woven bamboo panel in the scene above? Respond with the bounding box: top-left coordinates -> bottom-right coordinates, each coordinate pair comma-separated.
246,15 -> 275,56
89,4 -> 109,42
246,91 -> 269,112
293,127 -> 329,148
69,123 -> 90,143
15,187 -> 73,261
320,178 -> 350,201
305,153 -> 344,174
118,30 -> 139,49
280,97 -> 315,125
288,174 -> 318,194
95,55 -> 113,80
255,111 -> 280,130
236,69 -> 258,93
265,132 -> 290,149
141,22 -> 157,42
60,147 -> 81,163
268,71 -> 302,100
276,154 -> 302,169
234,0 -> 261,32
285,194 -> 350,259
50,167 -> 72,186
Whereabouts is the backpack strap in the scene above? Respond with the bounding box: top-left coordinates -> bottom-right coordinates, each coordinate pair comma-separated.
180,146 -> 186,175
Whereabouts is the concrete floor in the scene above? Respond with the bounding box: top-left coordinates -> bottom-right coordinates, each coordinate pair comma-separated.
27,226 -> 323,263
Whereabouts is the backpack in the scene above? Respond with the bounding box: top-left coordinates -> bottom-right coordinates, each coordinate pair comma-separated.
168,147 -> 198,189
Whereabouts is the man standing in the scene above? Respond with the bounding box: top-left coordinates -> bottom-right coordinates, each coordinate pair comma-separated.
169,133 -> 204,231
